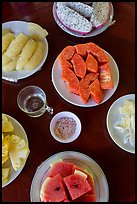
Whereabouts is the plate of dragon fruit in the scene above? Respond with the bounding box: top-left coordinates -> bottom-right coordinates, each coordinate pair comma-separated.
52,42 -> 119,107
30,151 -> 109,202
53,2 -> 114,37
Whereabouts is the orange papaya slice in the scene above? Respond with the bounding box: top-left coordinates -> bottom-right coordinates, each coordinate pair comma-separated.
79,73 -> 99,103
86,42 -> 109,64
89,78 -> 103,104
85,53 -> 98,73
71,53 -> 86,78
58,46 -> 76,61
75,44 -> 87,58
99,63 -> 114,89
60,60 -> 73,70
62,67 -> 79,95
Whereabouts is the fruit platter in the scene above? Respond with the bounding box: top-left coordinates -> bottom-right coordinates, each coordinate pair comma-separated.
30,151 -> 109,202
2,114 -> 30,187
106,94 -> 135,154
2,21 -> 48,82
52,42 -> 119,107
53,2 -> 114,37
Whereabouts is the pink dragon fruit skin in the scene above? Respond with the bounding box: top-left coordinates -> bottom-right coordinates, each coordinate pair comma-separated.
56,3 -> 93,35
90,2 -> 110,29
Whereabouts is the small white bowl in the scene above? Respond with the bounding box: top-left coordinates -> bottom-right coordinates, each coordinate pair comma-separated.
50,111 -> 81,143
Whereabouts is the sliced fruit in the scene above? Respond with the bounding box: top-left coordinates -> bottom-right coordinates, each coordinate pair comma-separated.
2,168 -> 10,186
86,53 -> 98,73
86,42 -> 109,64
75,44 -> 87,58
62,67 -> 79,95
2,32 -> 15,54
2,56 -> 19,72
56,4 -> 93,34
89,78 -> 103,104
99,63 -> 113,89
40,174 -> 68,202
28,22 -> 48,40
23,41 -> 44,70
48,161 -> 74,178
2,29 -> 11,36
64,172 -> 91,200
58,46 -> 76,61
6,33 -> 29,60
74,169 -> 87,180
90,2 -> 110,28
87,174 -> 96,195
16,39 -> 37,70
2,136 -> 10,164
79,73 -> 99,103
2,53 -> 12,66
9,135 -> 30,171
2,114 -> 14,132
71,53 -> 86,78
60,60 -> 73,70
74,192 -> 96,202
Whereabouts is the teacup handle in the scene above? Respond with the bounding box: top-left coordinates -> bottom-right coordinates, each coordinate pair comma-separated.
45,105 -> 53,115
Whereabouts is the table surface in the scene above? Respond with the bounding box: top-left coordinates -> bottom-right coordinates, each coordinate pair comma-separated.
2,2 -> 135,202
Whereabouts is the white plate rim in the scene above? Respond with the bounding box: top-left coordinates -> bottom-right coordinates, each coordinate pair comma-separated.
52,50 -> 119,107
106,94 -> 135,154
52,2 -> 114,38
30,151 -> 109,202
2,114 -> 29,188
2,20 -> 49,82
50,111 -> 82,143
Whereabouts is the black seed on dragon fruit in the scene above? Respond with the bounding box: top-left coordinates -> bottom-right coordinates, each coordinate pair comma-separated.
90,2 -> 110,28
56,4 -> 93,34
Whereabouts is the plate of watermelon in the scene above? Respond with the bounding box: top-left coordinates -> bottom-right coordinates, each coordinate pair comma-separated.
52,42 -> 119,107
30,151 -> 109,202
53,2 -> 114,38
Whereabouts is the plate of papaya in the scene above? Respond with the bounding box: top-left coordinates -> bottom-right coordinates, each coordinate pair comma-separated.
53,2 -> 114,38
52,42 -> 119,107
30,151 -> 109,202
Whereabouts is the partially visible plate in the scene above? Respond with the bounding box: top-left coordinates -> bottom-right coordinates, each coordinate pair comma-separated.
2,21 -> 48,82
53,2 -> 114,38
30,151 -> 109,202
52,50 -> 119,107
2,114 -> 29,187
106,94 -> 135,154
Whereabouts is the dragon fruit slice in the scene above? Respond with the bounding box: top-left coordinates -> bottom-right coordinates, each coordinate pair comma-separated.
90,2 -> 110,28
57,2 -> 93,18
56,4 -> 93,34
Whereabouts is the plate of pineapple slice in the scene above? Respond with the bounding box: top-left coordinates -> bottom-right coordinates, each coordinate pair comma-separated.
2,113 -> 30,187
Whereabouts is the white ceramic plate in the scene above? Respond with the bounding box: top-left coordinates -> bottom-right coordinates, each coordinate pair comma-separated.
2,21 -> 48,82
50,111 -> 81,143
30,151 -> 109,202
52,50 -> 119,107
106,94 -> 135,154
53,2 -> 114,38
2,114 -> 29,188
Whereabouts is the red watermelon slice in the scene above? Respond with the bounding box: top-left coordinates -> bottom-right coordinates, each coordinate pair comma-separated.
63,171 -> 91,200
40,174 -> 68,202
48,161 -> 74,178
